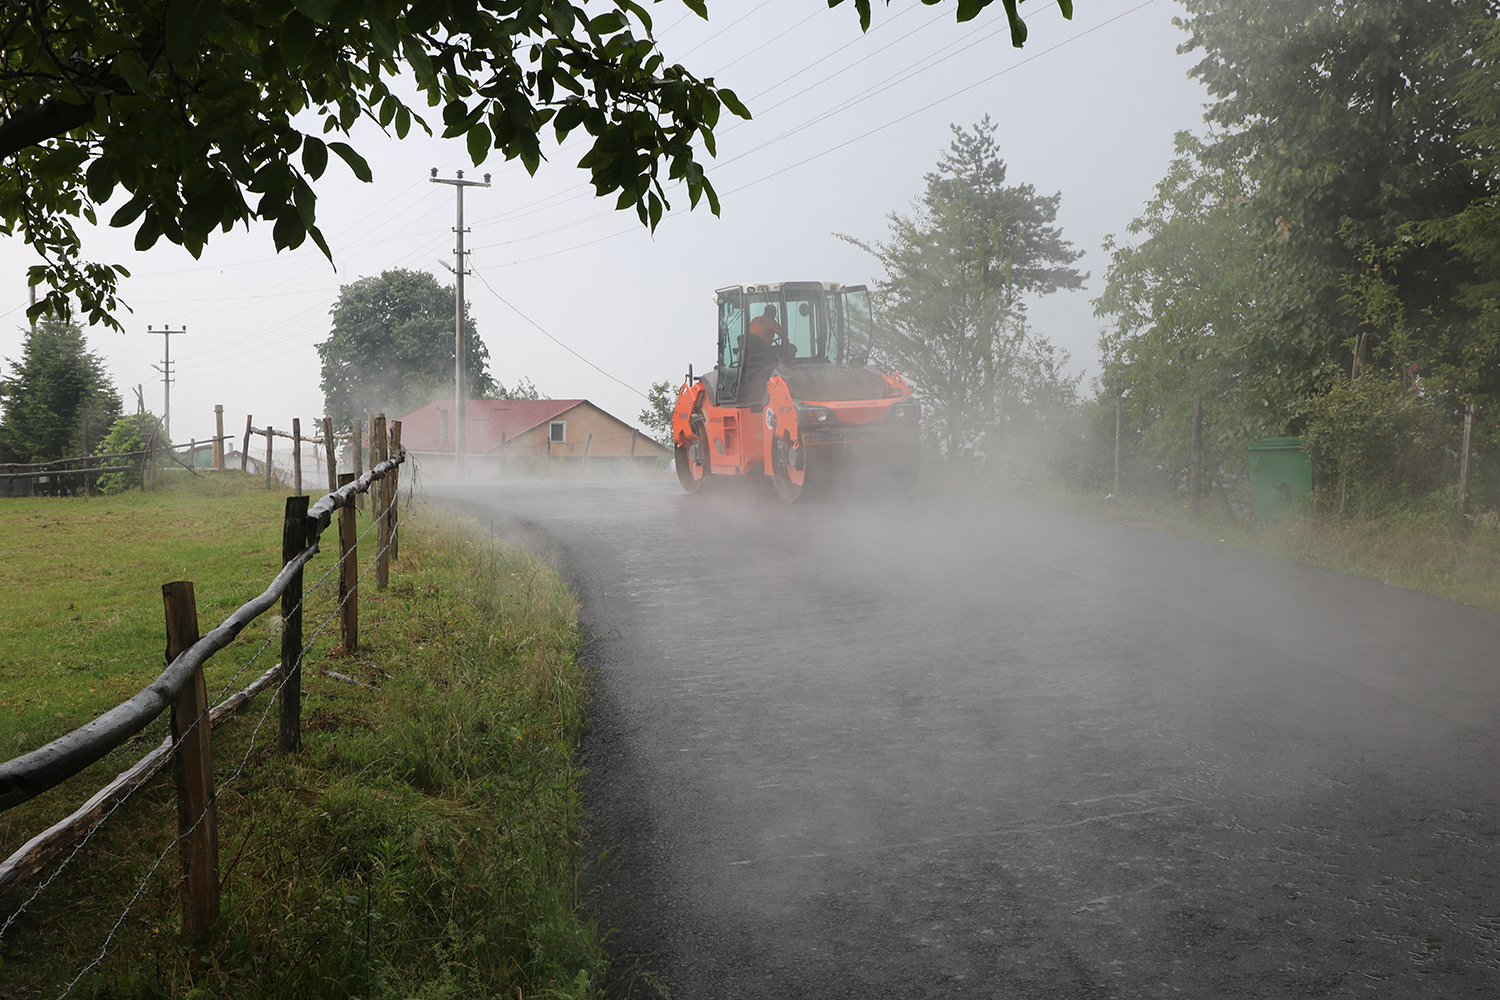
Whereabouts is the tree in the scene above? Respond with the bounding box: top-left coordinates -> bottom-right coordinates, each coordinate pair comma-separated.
485,377 -> 545,401
842,118 -> 1084,462
1174,0 -> 1491,388
0,319 -> 122,463
317,268 -> 496,427
1097,0 -> 1496,503
639,380 -> 675,443
2,0 -> 1064,331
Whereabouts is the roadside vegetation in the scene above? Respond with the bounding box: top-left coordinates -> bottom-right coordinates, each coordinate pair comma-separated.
0,473 -> 601,999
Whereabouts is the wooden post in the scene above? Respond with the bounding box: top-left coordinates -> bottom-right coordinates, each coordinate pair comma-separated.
323,417 -> 336,493
389,420 -> 402,562
581,433 -> 593,475
1113,394 -> 1123,498
1190,392 -> 1202,518
241,415 -> 252,472
213,406 -> 225,469
280,495 -> 309,753
351,417 -> 364,510
1459,401 -> 1477,516
373,415 -> 390,590
337,473 -> 359,654
630,427 -> 638,459
162,581 -> 219,938
291,418 -> 303,495
264,426 -> 275,490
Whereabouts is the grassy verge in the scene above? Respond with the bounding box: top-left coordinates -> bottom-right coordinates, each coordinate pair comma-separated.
1025,480 -> 1500,616
0,473 -> 602,998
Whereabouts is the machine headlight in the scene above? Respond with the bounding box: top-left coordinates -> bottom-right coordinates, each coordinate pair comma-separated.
799,405 -> 837,425
887,401 -> 921,421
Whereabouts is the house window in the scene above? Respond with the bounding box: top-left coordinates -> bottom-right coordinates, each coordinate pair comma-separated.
549,421 -> 566,443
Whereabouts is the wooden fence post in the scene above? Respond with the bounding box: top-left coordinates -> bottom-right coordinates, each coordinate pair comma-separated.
581,433 -> 593,476
1113,395 -> 1123,498
1190,392 -> 1202,518
352,418 -> 364,510
323,417 -> 336,493
280,495 -> 309,753
337,473 -> 359,653
162,581 -> 219,938
389,421 -> 402,562
373,415 -> 390,590
213,405 -> 225,470
292,418 -> 303,495
241,415 -> 252,473
1459,401 -> 1477,516
263,426 -> 274,490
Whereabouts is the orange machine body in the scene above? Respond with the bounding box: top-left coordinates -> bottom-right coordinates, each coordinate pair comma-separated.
672,282 -> 920,501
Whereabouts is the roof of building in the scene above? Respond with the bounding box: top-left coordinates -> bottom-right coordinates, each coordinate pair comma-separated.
399,398 -> 589,454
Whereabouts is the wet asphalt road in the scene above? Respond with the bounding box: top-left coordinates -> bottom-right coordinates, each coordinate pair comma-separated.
431,479 -> 1500,999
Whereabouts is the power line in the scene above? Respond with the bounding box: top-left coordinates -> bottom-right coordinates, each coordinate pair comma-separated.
466,263 -> 649,400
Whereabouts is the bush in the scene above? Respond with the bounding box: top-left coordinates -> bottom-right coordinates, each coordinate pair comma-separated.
95,412 -> 165,493
1297,373 -> 1456,517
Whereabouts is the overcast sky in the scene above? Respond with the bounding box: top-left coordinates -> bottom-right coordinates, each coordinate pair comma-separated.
0,0 -> 1207,446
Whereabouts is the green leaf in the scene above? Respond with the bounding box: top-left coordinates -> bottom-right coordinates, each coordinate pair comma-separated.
281,11 -> 317,67
588,12 -> 625,35
134,209 -> 164,251
718,88 -> 751,120
164,0 -> 224,66
110,49 -> 151,94
999,0 -> 1027,44
86,158 -> 116,204
679,0 -> 707,19
328,142 -> 372,182
302,135 -> 329,179
1057,0 -> 1073,18
109,194 -> 149,229
290,0 -> 336,24
468,122 -> 492,164
395,106 -> 412,139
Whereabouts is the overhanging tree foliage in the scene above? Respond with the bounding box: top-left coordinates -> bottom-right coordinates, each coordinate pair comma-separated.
842,118 -> 1084,462
317,267 -> 496,426
0,319 -> 122,464
2,0 -> 1068,331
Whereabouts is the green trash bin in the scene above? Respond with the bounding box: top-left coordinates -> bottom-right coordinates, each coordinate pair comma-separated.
1248,437 -> 1313,519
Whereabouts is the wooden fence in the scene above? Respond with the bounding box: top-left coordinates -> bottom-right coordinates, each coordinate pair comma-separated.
0,421 -> 406,940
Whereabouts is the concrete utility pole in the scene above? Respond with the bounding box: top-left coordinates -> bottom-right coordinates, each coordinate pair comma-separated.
430,168 -> 490,479
149,325 -> 186,442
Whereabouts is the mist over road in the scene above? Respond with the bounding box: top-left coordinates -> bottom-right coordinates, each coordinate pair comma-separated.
430,480 -> 1500,999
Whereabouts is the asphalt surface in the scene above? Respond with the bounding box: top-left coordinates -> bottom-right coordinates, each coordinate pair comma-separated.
431,479 -> 1500,999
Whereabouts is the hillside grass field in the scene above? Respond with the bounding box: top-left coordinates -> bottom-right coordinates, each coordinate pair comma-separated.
0,473 -> 601,999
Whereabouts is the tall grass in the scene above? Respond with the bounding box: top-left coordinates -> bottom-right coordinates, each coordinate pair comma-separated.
0,476 -> 602,998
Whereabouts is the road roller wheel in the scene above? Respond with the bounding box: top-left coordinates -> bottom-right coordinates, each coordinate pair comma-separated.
772,433 -> 817,503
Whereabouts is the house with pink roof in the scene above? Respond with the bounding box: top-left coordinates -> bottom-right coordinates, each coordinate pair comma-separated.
399,398 -> 669,480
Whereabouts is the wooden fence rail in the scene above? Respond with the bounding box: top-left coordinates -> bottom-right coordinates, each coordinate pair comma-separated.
0,450 -> 406,814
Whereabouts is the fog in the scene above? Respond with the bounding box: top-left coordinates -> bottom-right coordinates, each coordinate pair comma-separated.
0,1 -> 1202,445
429,477 -> 1500,995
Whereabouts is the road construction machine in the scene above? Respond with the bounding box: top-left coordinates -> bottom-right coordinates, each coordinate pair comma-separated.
672,281 -> 920,501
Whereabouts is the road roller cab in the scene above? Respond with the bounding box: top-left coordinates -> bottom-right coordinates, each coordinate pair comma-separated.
672,281 -> 921,501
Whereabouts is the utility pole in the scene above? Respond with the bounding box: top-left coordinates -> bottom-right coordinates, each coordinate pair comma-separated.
430,168 -> 489,480
149,325 -> 185,442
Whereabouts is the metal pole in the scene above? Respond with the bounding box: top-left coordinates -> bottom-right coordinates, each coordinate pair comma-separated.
1114,394 -> 1122,498
431,169 -> 490,481
148,325 -> 185,442
1190,392 -> 1202,517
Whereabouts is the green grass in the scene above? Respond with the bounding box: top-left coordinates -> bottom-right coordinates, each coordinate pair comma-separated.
0,473 -> 602,998
1028,480 -> 1500,617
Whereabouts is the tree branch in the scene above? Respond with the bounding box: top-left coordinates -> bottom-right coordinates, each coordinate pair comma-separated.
0,96 -> 97,159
